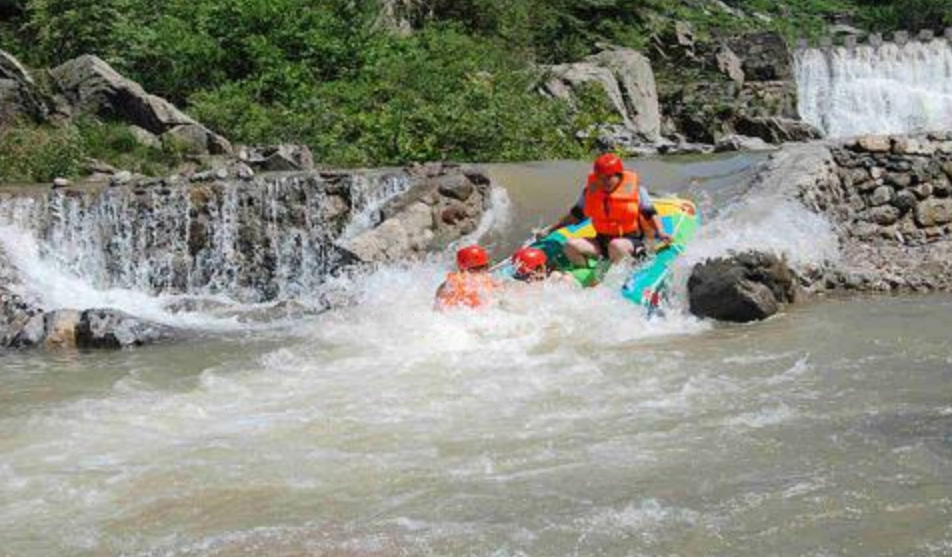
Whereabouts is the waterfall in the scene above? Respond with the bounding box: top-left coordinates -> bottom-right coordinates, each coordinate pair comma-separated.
0,171 -> 412,306
796,38 -> 952,137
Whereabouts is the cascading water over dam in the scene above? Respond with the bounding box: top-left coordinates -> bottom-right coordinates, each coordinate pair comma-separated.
796,35 -> 952,137
0,171 -> 416,306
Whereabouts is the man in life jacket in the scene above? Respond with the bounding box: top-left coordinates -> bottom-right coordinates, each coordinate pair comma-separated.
434,245 -> 498,309
540,153 -> 671,266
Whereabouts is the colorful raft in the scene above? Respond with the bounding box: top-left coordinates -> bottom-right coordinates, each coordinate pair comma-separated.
501,197 -> 699,312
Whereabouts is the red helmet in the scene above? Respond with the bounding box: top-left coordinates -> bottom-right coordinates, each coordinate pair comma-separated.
594,153 -> 624,177
456,245 -> 490,271
512,247 -> 547,276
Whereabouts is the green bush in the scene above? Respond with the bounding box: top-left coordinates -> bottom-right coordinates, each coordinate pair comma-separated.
0,122 -> 84,182
0,119 -> 187,183
192,27 -> 605,166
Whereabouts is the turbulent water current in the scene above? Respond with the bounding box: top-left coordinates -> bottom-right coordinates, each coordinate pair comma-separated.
2,156 -> 952,556
796,38 -> 952,137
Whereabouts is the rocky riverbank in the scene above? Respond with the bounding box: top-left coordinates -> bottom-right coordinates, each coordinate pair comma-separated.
687,134 -> 952,323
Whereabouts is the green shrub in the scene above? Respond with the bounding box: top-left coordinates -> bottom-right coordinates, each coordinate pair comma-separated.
0,122 -> 84,182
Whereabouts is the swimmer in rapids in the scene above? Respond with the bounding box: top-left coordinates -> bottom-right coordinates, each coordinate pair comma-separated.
538,153 -> 671,267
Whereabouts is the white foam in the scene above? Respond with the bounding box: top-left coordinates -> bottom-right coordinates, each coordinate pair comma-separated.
797,41 -> 952,137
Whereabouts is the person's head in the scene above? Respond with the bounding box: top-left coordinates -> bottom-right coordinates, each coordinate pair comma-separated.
593,153 -> 624,189
512,247 -> 548,282
456,245 -> 490,273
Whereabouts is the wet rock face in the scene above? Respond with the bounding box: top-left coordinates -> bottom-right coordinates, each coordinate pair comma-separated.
688,251 -> 796,323
76,309 -> 182,349
338,164 -> 492,264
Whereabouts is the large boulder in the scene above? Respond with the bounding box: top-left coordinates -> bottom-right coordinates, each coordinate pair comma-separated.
50,55 -> 231,154
0,49 -> 46,127
338,165 -> 493,264
542,48 -> 661,142
688,251 -> 796,323
75,309 -> 182,349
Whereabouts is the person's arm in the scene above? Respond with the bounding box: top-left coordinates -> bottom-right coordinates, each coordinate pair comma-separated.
640,188 -> 672,242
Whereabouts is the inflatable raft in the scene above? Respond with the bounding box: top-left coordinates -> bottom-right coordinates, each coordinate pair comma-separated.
502,196 -> 699,312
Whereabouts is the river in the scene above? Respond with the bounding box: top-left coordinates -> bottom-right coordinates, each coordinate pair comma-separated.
2,156 -> 951,556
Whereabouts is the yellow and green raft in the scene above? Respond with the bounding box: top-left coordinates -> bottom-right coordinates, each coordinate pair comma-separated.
508,197 -> 699,312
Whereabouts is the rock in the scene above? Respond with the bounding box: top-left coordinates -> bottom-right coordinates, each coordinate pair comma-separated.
688,251 -> 795,323
915,198 -> 952,227
715,46 -> 745,85
715,134 -> 771,152
50,55 -> 230,153
162,124 -> 211,155
868,205 -> 900,225
128,125 -> 161,149
83,158 -> 119,176
240,144 -> 315,172
437,174 -> 475,201
339,167 -> 491,264
675,21 -> 696,50
233,162 -> 255,181
734,116 -> 822,144
913,183 -> 933,199
44,310 -> 80,349
0,49 -> 46,125
75,309 -> 181,349
109,170 -> 136,187
727,32 -> 794,82
869,185 -> 894,206
52,177 -> 70,189
885,173 -> 912,188
855,135 -> 892,153
893,137 -> 935,155
9,313 -> 46,349
543,48 -> 661,142
894,189 -> 918,212
0,49 -> 33,85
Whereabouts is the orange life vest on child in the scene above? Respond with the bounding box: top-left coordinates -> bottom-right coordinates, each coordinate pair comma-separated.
584,170 -> 642,237
436,272 -> 497,309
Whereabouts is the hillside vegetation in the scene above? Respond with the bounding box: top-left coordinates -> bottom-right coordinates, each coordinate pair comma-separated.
1,0 -> 950,171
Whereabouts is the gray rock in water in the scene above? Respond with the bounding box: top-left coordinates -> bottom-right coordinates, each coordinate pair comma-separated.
9,313 -> 46,349
688,251 -> 795,323
76,309 -> 183,349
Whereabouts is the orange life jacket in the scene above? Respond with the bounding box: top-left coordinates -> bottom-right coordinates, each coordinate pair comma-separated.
436,272 -> 496,309
584,170 -> 642,236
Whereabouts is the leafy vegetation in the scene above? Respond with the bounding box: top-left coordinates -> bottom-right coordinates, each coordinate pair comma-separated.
0,119 -> 187,182
1,0 -> 946,171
